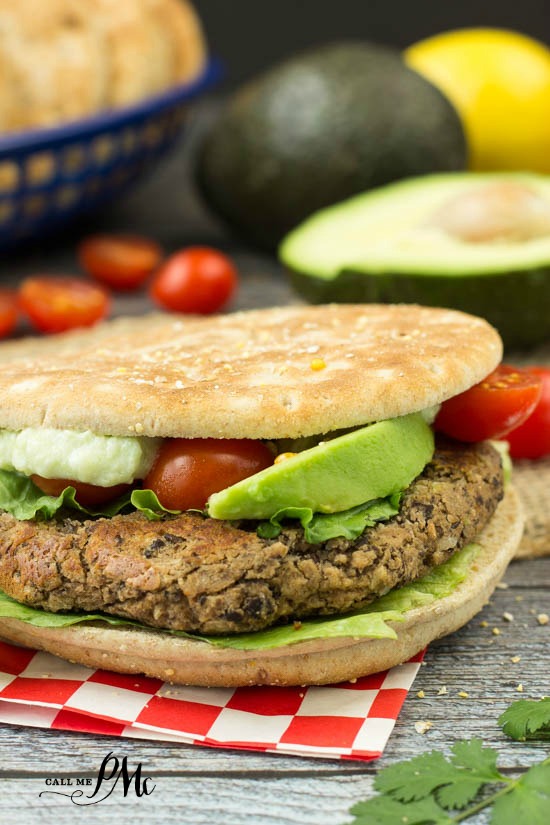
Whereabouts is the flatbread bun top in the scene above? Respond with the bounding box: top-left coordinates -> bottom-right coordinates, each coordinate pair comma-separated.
0,304 -> 502,439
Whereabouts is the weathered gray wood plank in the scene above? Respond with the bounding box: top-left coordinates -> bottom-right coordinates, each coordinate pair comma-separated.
2,771 -> 536,825
0,775 -> 378,825
502,557 -> 550,587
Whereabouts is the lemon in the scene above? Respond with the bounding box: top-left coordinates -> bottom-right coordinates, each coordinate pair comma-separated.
405,28 -> 550,172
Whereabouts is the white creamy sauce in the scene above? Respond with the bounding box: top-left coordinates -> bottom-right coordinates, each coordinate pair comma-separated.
0,428 -> 161,486
419,404 -> 441,425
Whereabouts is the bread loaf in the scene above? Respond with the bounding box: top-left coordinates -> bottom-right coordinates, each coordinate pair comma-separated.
0,0 -> 206,132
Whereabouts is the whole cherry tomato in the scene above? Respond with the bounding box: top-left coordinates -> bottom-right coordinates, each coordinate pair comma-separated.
144,438 -> 273,510
435,364 -> 542,442
0,289 -> 18,338
149,247 -> 238,314
31,475 -> 131,508
78,234 -> 162,290
19,276 -> 110,334
504,367 -> 550,459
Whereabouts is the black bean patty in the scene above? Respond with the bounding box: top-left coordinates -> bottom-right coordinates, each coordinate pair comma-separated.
0,439 -> 503,634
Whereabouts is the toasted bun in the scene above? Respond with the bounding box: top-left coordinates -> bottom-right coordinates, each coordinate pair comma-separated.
89,0 -> 174,106
153,0 -> 207,83
0,486 -> 523,686
0,0 -> 206,132
0,305 -> 501,439
0,0 -> 107,130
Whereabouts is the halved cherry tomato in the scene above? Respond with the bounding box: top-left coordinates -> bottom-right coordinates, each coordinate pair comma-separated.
31,475 -> 131,508
78,234 -> 162,291
435,364 -> 542,442
19,276 -> 110,334
0,289 -> 18,338
144,438 -> 273,511
504,367 -> 550,459
149,247 -> 238,314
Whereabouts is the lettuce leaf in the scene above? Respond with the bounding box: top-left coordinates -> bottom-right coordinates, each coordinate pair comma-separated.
0,466 -> 399,545
490,440 -> 512,487
127,489 -> 182,520
257,493 -> 401,543
0,470 -> 180,521
0,543 -> 479,650
0,595 -> 143,629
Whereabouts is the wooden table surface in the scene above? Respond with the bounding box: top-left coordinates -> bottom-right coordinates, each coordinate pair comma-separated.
0,103 -> 548,824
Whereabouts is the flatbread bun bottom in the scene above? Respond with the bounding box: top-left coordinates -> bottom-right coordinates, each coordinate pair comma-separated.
0,487 -> 523,687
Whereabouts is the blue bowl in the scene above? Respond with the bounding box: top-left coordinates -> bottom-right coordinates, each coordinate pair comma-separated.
0,59 -> 221,249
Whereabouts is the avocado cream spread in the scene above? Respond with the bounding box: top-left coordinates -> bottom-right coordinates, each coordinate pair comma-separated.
0,428 -> 160,487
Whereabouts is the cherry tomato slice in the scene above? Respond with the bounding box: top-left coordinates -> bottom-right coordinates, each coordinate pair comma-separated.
149,247 -> 238,314
19,276 -> 110,334
504,367 -> 550,459
31,475 -> 131,508
144,438 -> 273,511
435,364 -> 542,442
78,234 -> 162,291
0,289 -> 18,338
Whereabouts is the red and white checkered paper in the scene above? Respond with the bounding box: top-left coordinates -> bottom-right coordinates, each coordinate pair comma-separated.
0,640 -> 423,761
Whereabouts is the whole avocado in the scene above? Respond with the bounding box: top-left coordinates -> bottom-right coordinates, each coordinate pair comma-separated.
197,42 -> 467,249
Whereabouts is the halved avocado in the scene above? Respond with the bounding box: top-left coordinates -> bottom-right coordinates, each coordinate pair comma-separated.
280,173 -> 550,350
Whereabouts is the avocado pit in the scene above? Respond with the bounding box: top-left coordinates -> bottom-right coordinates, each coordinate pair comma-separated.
425,181 -> 550,243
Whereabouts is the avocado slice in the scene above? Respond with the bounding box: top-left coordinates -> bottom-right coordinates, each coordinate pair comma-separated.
281,172 -> 550,350
198,42 -> 466,250
208,413 -> 434,521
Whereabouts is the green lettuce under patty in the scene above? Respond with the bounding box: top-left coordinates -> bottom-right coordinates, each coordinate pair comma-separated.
0,543 -> 479,650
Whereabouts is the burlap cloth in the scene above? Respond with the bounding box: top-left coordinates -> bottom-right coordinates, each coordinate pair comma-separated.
509,345 -> 550,559
513,457 -> 550,558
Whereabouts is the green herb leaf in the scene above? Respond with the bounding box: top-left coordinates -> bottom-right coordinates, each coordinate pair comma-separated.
449,738 -> 502,781
350,794 -> 452,825
348,696 -> 550,825
498,698 -> 550,741
374,741 -> 503,811
438,740 -> 503,810
374,751 -> 457,801
492,761 -> 550,825
520,760 -> 550,794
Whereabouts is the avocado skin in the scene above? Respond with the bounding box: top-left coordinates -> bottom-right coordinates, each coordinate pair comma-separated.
289,266 -> 550,351
197,42 -> 467,250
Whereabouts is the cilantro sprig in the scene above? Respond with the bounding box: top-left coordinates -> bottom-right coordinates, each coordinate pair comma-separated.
498,697 -> 550,741
349,699 -> 550,825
